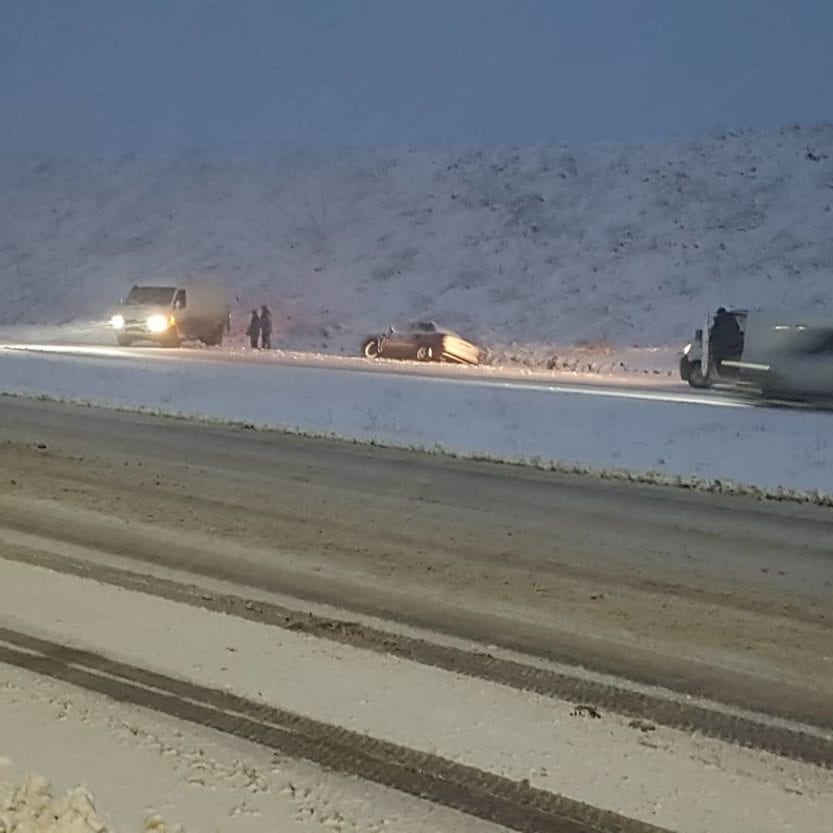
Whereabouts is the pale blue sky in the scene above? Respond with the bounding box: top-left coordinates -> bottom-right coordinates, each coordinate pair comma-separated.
1,0 -> 831,153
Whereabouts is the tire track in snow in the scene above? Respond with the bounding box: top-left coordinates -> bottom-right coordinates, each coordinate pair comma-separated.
1,541 -> 831,771
0,626 -> 671,833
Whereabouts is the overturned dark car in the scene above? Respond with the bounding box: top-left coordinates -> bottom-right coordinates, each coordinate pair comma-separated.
361,321 -> 484,365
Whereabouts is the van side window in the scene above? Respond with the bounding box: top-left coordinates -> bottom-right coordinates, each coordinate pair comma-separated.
174,289 -> 187,310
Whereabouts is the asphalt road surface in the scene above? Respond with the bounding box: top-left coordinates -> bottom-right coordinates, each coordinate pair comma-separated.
0,396 -> 831,830
2,394 -> 831,719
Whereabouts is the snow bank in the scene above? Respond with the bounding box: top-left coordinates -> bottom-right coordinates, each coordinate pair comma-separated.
0,763 -> 183,833
1,349 -> 831,501
1,125 -> 832,364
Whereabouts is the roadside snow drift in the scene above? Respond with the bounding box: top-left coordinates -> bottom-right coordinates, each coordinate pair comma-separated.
0,764 -> 179,833
1,348 -> 831,499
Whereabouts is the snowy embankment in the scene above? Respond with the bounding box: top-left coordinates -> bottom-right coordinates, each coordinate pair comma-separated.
1,348 -> 831,501
1,125 -> 832,366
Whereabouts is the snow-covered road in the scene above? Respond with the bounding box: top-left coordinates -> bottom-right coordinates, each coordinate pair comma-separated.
0,340 -> 831,498
0,397 -> 831,832
1,558 -> 830,833
0,322 -> 685,391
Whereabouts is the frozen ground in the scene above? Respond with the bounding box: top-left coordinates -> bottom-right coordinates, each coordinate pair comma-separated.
1,124 -> 832,368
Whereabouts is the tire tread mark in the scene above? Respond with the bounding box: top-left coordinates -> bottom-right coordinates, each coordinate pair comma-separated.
0,629 -> 669,833
3,545 -> 833,769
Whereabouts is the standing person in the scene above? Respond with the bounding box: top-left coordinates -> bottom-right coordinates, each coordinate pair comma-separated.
710,307 -> 743,369
260,304 -> 273,349
245,309 -> 261,349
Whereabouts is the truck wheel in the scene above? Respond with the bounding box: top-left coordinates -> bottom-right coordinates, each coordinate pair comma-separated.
362,338 -> 381,359
687,361 -> 710,388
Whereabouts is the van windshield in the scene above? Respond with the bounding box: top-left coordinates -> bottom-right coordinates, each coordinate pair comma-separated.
124,286 -> 176,306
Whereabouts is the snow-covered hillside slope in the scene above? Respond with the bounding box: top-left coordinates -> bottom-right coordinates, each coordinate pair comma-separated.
0,125 -> 831,359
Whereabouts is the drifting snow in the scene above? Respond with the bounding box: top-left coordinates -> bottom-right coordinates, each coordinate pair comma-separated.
1,125 -> 832,365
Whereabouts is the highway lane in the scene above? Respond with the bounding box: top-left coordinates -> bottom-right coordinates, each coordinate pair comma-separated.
5,558 -> 830,832
0,338 -> 811,413
1,396 -> 832,830
0,396 -> 831,730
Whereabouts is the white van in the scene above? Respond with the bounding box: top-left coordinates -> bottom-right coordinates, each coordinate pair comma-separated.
110,280 -> 230,347
680,308 -> 833,398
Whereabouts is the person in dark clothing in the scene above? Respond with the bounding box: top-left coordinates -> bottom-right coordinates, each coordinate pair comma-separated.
245,309 -> 261,349
710,307 -> 743,369
259,304 -> 273,349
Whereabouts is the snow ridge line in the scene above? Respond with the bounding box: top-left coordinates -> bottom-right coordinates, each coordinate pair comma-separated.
3,390 -> 832,509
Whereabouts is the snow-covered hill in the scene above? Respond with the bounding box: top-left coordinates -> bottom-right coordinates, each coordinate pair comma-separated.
1,124 -> 831,361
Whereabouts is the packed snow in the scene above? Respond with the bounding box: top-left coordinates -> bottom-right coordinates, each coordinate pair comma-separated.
1,124 -> 832,366
0,661 -> 494,833
2,558 -> 832,833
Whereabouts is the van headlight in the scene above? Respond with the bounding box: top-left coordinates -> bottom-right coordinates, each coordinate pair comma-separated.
146,314 -> 172,333
110,314 -> 125,330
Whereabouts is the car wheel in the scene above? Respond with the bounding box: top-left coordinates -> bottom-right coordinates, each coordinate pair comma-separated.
415,345 -> 432,361
687,361 -> 710,388
116,335 -> 132,347
362,338 -> 381,359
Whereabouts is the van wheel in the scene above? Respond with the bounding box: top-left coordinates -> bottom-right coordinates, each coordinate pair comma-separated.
687,361 -> 710,388
202,327 -> 224,347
